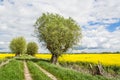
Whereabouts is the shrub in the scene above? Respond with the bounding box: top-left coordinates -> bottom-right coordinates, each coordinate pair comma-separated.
27,42 -> 38,56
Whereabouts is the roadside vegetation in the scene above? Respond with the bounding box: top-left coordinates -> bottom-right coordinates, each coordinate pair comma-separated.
36,60 -> 113,80
60,61 -> 120,80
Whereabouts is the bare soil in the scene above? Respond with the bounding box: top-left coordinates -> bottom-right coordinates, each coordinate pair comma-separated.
24,61 -> 33,80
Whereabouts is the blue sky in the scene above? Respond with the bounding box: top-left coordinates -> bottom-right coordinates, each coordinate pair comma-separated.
0,0 -> 120,53
87,18 -> 120,32
107,20 -> 120,32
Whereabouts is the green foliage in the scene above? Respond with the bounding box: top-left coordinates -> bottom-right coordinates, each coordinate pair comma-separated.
0,60 -> 24,80
34,13 -> 82,63
27,42 -> 38,56
9,37 -> 26,56
104,65 -> 120,75
27,61 -> 52,80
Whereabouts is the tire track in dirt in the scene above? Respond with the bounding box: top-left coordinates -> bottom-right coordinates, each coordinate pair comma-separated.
24,61 -> 33,80
0,59 -> 11,67
34,62 -> 57,80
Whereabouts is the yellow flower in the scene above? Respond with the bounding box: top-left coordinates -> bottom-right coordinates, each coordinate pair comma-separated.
0,54 -> 15,59
1,53 -> 120,66
35,54 -> 120,66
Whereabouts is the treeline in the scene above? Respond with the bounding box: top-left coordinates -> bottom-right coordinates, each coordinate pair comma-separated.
75,52 -> 120,54
9,37 -> 38,56
0,52 -> 120,54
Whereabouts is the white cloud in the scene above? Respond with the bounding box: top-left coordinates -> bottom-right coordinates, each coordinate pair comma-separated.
0,41 -> 5,45
0,24 -> 7,30
79,25 -> 120,52
0,0 -> 120,52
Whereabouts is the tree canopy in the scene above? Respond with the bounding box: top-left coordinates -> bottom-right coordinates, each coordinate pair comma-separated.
34,13 -> 82,64
9,36 -> 26,56
27,42 -> 38,56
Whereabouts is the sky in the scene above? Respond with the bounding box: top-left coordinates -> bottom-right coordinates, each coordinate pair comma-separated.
0,0 -> 120,53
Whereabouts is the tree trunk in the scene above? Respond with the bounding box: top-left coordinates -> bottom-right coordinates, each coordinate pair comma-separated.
15,53 -> 18,56
15,53 -> 20,56
50,54 -> 58,64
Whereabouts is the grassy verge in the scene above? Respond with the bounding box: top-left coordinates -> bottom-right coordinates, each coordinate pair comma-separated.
36,61 -> 113,80
15,54 -> 35,60
60,61 -> 120,79
0,59 -> 24,80
27,61 -> 52,80
0,58 -> 8,64
0,59 -> 2,64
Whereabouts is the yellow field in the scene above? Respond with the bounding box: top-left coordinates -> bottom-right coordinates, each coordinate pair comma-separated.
0,54 -> 15,59
0,53 -> 120,66
35,54 -> 120,66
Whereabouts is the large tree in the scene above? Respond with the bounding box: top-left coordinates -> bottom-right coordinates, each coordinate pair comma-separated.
27,42 -> 38,56
9,36 -> 26,56
34,13 -> 82,64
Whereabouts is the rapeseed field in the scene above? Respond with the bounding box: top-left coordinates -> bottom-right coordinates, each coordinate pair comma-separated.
0,53 -> 120,66
35,54 -> 120,66
0,54 -> 15,59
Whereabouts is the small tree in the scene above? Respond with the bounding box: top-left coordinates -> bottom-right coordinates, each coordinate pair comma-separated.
9,36 -> 26,56
27,42 -> 38,56
34,13 -> 82,64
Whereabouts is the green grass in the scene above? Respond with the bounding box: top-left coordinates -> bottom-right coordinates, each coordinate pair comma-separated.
27,61 -> 52,80
104,65 -> 120,74
15,54 -> 35,60
0,59 -> 2,64
104,65 -> 120,79
60,61 -> 120,80
0,59 -> 24,80
36,61 -> 114,80
0,58 -> 7,64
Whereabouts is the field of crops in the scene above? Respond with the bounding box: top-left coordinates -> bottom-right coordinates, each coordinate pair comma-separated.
0,53 -> 120,66
35,54 -> 120,66
0,54 -> 15,59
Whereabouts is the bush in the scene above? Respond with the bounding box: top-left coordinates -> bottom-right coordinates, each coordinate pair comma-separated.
27,42 -> 38,56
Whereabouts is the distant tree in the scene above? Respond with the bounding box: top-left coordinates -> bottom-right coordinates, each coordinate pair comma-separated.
34,13 -> 82,64
27,42 -> 38,56
116,51 -> 120,53
9,36 -> 26,56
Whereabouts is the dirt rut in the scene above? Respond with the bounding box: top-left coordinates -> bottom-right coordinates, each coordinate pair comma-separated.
24,61 -> 33,80
0,59 -> 11,67
34,62 -> 57,80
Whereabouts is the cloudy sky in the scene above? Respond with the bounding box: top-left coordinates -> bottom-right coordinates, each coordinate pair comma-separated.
0,0 -> 120,53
